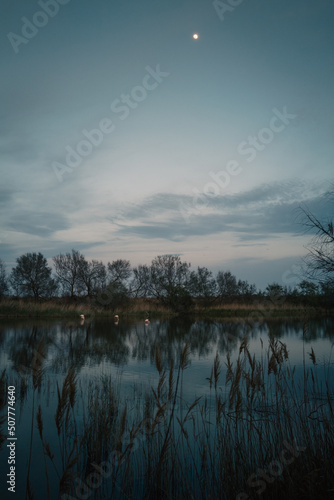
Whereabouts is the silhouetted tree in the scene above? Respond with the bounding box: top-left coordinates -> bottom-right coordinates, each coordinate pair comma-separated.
299,191 -> 334,290
237,279 -> 257,296
149,255 -> 192,311
78,258 -> 106,297
295,279 -> 321,306
216,271 -> 238,302
235,279 -> 257,304
298,280 -> 319,296
95,280 -> 131,310
265,282 -> 286,306
0,258 -> 8,296
92,259 -> 132,308
53,249 -> 84,297
188,266 -> 217,304
10,252 -> 57,299
265,282 -> 284,296
131,264 -> 151,298
107,259 -> 131,285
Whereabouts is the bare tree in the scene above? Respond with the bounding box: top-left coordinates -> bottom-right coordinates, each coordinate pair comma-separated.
131,264 -> 151,298
299,192 -> 334,288
188,266 -> 217,303
92,259 -> 131,309
237,279 -> 257,297
107,259 -> 131,285
78,258 -> 106,297
53,249 -> 84,297
149,255 -> 192,311
0,258 -> 8,296
10,253 -> 57,299
216,271 -> 238,302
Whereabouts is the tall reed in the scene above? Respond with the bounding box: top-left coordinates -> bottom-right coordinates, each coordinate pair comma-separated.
5,331 -> 333,499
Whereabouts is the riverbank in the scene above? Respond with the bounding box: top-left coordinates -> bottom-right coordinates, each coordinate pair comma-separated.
0,297 -> 332,320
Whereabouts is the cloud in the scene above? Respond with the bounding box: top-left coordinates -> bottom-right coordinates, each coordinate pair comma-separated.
2,178 -> 331,259
6,212 -> 69,238
232,242 -> 268,247
0,189 -> 13,207
210,254 -> 306,290
111,179 -> 331,242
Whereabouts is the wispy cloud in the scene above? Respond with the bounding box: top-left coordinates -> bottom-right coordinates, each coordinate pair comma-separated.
8,212 -> 69,238
111,179 -> 330,242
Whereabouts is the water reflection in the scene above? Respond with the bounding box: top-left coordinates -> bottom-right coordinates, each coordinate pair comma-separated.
0,317 -> 334,379
0,317 -> 333,499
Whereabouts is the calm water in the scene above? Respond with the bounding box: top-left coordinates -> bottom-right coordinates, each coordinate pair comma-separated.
0,316 -> 333,499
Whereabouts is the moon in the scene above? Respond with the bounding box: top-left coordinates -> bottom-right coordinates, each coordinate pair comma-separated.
192,33 -> 199,40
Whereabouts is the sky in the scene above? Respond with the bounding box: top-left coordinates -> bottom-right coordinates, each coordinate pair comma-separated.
1,0 -> 334,290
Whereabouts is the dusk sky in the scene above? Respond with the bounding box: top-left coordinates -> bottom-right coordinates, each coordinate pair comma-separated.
1,0 -> 333,289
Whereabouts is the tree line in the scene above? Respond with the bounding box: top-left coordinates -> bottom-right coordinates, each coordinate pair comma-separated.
0,250 -> 332,311
1,191 -> 333,310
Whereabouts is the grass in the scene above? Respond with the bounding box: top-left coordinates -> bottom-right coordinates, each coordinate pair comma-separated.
1,332 -> 333,499
0,296 -> 331,319
0,298 -> 88,318
0,297 -> 172,319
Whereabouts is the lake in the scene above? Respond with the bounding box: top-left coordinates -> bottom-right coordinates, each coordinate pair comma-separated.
0,316 -> 333,499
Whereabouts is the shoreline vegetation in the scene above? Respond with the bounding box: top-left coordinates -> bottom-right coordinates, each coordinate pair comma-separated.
0,296 -> 332,320
2,252 -> 333,321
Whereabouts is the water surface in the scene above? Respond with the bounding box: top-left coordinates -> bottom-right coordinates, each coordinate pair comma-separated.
0,316 -> 333,499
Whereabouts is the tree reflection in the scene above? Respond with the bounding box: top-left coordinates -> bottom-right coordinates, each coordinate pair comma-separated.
1,317 -> 333,379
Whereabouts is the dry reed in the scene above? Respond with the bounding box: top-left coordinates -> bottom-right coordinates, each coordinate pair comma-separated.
3,331 -> 333,499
